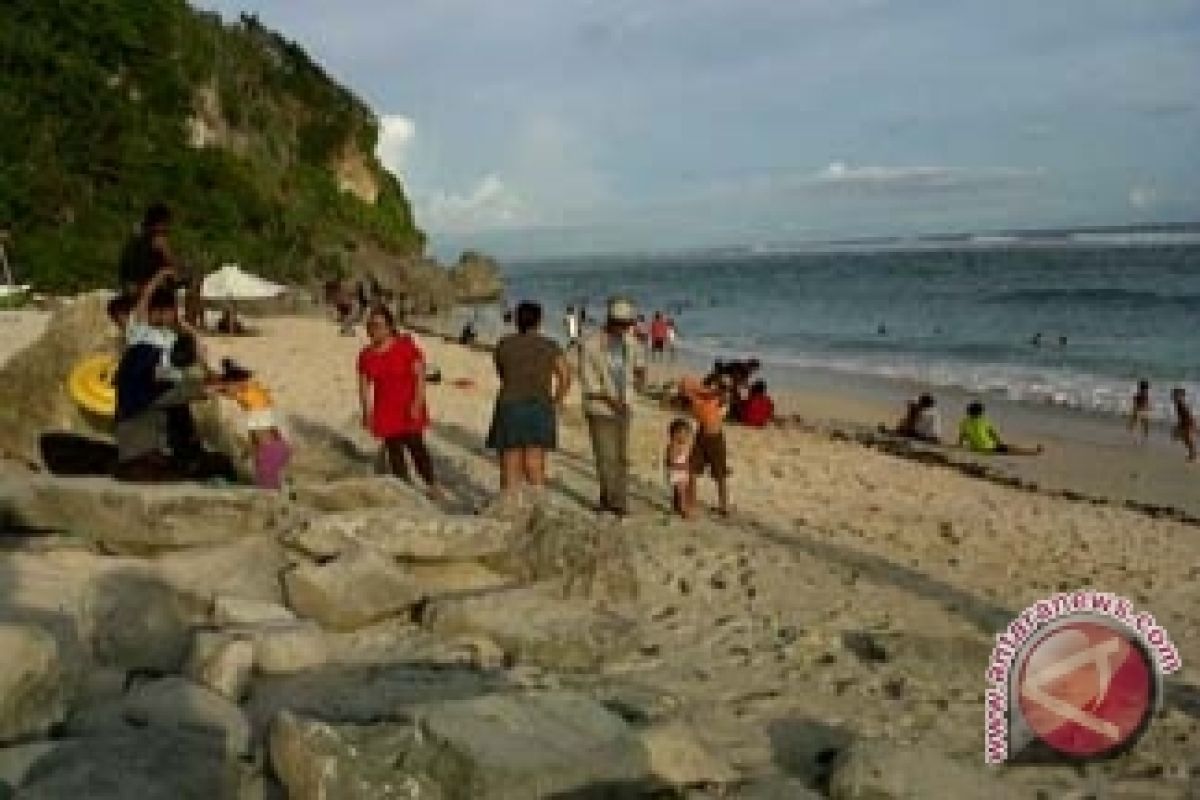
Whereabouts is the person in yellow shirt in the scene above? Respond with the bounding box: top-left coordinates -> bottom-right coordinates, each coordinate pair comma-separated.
217,359 -> 292,490
957,401 -> 1042,456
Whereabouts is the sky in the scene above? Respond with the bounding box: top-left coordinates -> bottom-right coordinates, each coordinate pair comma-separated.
196,0 -> 1200,259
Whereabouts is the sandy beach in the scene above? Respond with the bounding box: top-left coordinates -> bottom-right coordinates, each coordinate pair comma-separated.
3,308 -> 1199,794
202,314 -> 1200,789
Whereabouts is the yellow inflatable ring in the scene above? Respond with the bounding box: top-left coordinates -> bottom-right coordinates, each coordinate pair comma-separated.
68,353 -> 117,419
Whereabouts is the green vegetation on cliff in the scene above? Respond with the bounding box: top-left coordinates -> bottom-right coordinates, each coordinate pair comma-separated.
0,0 -> 424,291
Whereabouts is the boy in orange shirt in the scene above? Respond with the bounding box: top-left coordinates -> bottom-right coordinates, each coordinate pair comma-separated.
678,373 -> 731,517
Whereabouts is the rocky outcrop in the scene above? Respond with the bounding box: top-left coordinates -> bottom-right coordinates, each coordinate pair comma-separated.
447,250 -> 504,304
285,510 -> 513,561
0,624 -> 70,744
283,550 -> 423,631
828,739 -> 1000,799
333,141 -> 381,205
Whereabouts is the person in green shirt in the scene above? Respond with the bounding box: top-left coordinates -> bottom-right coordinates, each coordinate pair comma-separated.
957,401 -> 1043,455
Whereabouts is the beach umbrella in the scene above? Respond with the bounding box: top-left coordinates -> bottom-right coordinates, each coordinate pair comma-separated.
201,264 -> 286,300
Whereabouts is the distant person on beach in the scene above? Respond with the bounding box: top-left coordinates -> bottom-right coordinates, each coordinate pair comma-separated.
1030,332 -> 1043,348
649,312 -> 669,362
335,283 -> 355,335
884,393 -> 941,443
1128,380 -> 1152,442
664,418 -> 694,519
564,305 -> 580,346
1171,387 -> 1196,462
358,305 -> 444,499
740,380 -> 775,428
679,373 -> 732,516
957,401 -> 1042,456
487,302 -> 572,507
216,358 -> 292,491
579,297 -> 646,517
459,321 -> 477,346
666,317 -> 679,361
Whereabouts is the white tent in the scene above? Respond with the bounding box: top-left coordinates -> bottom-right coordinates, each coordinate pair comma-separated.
201,263 -> 287,300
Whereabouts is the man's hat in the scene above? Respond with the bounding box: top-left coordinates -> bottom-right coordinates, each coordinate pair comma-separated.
607,297 -> 636,324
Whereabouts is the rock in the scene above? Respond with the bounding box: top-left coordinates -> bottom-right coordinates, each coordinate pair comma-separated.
420,582 -> 639,671
732,776 -> 825,799
828,739 -> 999,799
4,476 -> 292,555
123,677 -> 253,758
283,550 -> 422,631
187,632 -> 255,702
641,722 -> 740,787
448,250 -> 504,303
0,624 -> 70,744
406,561 -> 513,598
243,621 -> 330,675
285,510 -> 512,561
18,729 -> 255,800
410,690 -> 652,798
269,711 -> 441,800
212,595 -> 297,627
291,476 -> 431,514
82,568 -> 209,672
0,742 -> 57,793
154,537 -> 288,606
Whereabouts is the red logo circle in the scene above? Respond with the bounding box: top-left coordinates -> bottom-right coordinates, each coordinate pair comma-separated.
1016,619 -> 1155,759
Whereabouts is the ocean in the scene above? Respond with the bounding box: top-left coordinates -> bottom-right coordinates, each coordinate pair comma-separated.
477,238 -> 1200,422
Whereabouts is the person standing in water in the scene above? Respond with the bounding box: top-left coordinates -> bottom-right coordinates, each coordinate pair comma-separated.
1128,379 -> 1152,442
1172,387 -> 1196,462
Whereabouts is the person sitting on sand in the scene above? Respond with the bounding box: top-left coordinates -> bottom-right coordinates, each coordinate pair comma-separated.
216,359 -> 292,491
885,393 -> 941,443
1171,387 -> 1196,462
358,305 -> 445,499
740,380 -> 775,428
679,373 -> 732,516
957,401 -> 1042,456
664,418 -> 694,519
1128,379 -> 1152,442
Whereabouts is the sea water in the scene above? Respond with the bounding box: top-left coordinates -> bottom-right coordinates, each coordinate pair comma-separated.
484,240 -> 1200,422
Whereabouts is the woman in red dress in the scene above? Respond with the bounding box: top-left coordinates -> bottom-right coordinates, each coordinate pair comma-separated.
357,305 -> 444,498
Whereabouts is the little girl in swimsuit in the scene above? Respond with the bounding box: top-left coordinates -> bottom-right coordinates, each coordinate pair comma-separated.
664,418 -> 694,519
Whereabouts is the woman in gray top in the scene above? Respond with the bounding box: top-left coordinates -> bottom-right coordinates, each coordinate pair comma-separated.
486,302 -> 572,505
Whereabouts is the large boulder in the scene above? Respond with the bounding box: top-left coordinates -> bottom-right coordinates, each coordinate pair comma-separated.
0,624 -> 70,744
283,550 -> 423,631
0,293 -> 115,466
447,251 -> 504,304
285,510 -> 512,561
153,536 -> 289,606
270,691 -> 650,800
82,567 -> 209,672
18,729 -> 257,800
420,582 -> 639,671
3,476 -> 293,556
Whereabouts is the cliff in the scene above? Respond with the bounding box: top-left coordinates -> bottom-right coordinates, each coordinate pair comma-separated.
0,0 -> 425,291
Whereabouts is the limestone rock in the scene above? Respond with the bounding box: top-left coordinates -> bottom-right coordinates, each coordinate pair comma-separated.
641,722 -> 740,787
187,632 -> 255,702
242,621 -> 330,675
0,624 -> 69,744
406,561 -> 513,598
212,595 -> 297,627
409,690 -> 651,798
732,776 -> 825,799
829,739 -> 1000,800
286,510 -> 512,561
420,582 -> 639,671
123,677 -> 252,758
18,729 -> 254,800
448,250 -> 504,304
5,476 -> 292,555
82,568 -> 209,672
270,711 -> 441,800
154,537 -> 288,606
0,742 -> 57,794
284,550 -> 422,631
291,476 -> 431,514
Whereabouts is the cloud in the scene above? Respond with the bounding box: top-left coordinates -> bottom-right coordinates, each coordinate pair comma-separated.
1128,185 -> 1156,209
811,161 -> 1046,190
375,114 -> 415,179
420,174 -> 531,233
